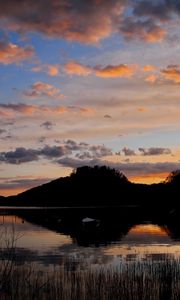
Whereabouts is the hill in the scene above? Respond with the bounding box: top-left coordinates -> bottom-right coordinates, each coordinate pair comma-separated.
0,166 -> 180,210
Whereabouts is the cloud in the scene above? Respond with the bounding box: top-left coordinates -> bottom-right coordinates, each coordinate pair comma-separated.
119,17 -> 166,42
0,147 -> 39,164
63,61 -> 136,78
88,145 -> 113,157
145,74 -> 158,83
94,64 -> 135,78
104,114 -> 112,119
0,141 -> 113,164
64,61 -> 92,76
23,81 -> 63,98
46,64 -> 59,76
0,0 -> 178,45
143,65 -> 156,72
0,129 -> 6,134
0,103 -> 95,117
79,107 -> 95,114
0,0 -> 125,44
138,147 -> 171,156
133,0 -> 180,21
40,121 -> 54,130
161,66 -> 180,83
0,41 -> 34,64
40,145 -> 71,158
57,157 -> 180,178
137,107 -> 148,112
122,147 -> 136,156
32,64 -> 59,76
0,103 -> 37,115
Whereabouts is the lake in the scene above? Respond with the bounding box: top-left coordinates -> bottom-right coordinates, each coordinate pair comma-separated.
0,207 -> 180,269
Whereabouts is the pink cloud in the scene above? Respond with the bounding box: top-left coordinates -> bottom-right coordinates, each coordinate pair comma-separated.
23,81 -> 63,99
0,41 -> 34,64
64,61 -> 92,76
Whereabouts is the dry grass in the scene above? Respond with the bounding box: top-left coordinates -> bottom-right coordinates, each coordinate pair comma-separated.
0,258 -> 179,300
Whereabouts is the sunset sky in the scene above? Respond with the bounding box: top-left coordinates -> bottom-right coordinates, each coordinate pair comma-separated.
1,0 -> 180,196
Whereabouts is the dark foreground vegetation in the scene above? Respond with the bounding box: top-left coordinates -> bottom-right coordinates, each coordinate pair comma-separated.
0,256 -> 180,300
1,166 -> 180,211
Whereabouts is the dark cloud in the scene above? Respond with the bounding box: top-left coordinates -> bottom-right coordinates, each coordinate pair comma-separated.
89,145 -> 113,157
40,145 -> 71,158
0,129 -> 6,134
0,141 -> 113,164
40,121 -> 54,130
133,0 -> 180,20
0,0 -> 125,44
0,0 -> 175,44
57,157 -> 180,177
75,152 -> 94,160
65,140 -> 82,151
0,103 -> 37,114
104,114 -> 112,118
38,136 -> 46,143
122,147 -> 136,156
138,147 -> 171,156
1,134 -> 13,140
133,0 -> 172,21
75,144 -> 112,160
119,17 -> 166,42
0,147 -> 39,164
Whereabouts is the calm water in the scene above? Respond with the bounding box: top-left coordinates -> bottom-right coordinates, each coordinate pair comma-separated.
0,208 -> 180,270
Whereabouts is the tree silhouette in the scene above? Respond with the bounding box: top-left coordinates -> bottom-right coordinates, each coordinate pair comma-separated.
165,170 -> 180,185
71,165 -> 129,184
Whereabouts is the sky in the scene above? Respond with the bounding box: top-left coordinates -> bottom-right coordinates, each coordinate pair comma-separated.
1,0 -> 180,196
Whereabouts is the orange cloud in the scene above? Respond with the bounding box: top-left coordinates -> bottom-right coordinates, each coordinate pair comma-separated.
145,74 -> 158,83
143,65 -> 156,72
63,61 -> 135,78
55,107 -> 68,114
80,107 -> 96,114
138,107 -> 148,112
47,64 -> 59,76
32,64 -> 59,76
0,42 -> 34,65
143,27 -> 166,43
0,103 -> 95,117
64,61 -> 92,76
24,81 -> 63,98
0,103 -> 37,115
161,66 -> 180,83
94,64 -> 135,78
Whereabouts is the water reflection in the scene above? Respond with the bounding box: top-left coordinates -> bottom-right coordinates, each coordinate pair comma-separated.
0,209 -> 180,268
122,224 -> 171,244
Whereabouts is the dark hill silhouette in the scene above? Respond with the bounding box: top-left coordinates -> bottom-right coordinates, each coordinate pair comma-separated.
0,166 -> 180,211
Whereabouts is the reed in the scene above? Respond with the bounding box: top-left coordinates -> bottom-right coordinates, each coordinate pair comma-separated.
0,257 -> 179,300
